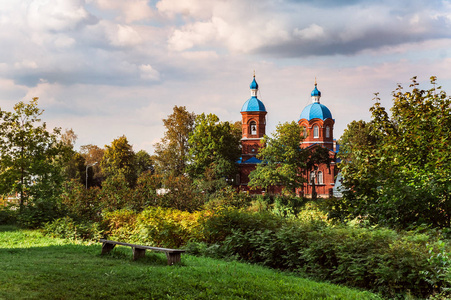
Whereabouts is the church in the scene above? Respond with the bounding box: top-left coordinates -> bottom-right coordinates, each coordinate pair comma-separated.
237,74 -> 338,197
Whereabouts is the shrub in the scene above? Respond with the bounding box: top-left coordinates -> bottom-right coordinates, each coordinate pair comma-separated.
43,216 -> 102,241
102,209 -> 138,241
17,197 -> 62,228
60,180 -> 102,222
0,205 -> 17,225
133,207 -> 202,248
199,207 -> 286,244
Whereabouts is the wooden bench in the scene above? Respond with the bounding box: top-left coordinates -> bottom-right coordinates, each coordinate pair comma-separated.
99,239 -> 185,265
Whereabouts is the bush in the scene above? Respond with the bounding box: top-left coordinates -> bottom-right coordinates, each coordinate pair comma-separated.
0,205 -> 17,225
203,217 -> 447,298
17,197 -> 62,228
199,207 -> 286,244
102,209 -> 138,241
43,216 -> 102,241
133,207 -> 202,248
61,180 -> 102,222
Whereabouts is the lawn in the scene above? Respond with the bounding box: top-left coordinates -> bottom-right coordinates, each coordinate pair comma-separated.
0,225 -> 381,299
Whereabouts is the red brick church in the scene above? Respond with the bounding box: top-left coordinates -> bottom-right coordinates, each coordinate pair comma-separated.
237,75 -> 338,197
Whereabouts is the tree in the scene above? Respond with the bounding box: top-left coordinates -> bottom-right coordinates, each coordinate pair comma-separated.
135,150 -> 153,177
338,76 -> 451,228
80,144 -> 105,187
248,121 -> 309,195
306,146 -> 332,200
187,113 -> 241,184
101,135 -> 137,187
153,106 -> 195,177
0,98 -> 65,211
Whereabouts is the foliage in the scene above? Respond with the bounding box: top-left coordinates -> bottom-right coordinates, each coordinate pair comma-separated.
42,216 -> 102,241
201,213 -> 449,298
159,175 -> 203,211
60,179 -> 101,222
0,98 -> 67,211
16,196 -> 62,228
0,225 -> 380,300
202,186 -> 253,210
131,171 -> 161,210
338,77 -> 451,228
134,150 -> 153,177
0,205 -> 17,225
248,121 -> 308,195
102,207 -> 202,248
79,144 -> 105,186
153,106 -> 195,177
101,135 -> 137,187
187,113 -> 241,185
98,173 -> 134,212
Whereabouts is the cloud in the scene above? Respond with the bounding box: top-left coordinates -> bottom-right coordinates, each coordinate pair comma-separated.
89,0 -> 154,23
27,0 -> 96,32
139,64 -> 160,81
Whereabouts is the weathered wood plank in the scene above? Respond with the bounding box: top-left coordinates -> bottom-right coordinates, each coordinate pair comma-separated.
99,239 -> 185,265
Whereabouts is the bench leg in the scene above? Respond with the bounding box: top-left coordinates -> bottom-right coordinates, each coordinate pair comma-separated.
133,248 -> 146,260
101,242 -> 116,255
166,252 -> 181,265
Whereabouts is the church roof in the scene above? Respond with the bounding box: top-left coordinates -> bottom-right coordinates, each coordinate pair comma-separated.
241,97 -> 267,112
299,103 -> 332,121
311,85 -> 321,97
250,77 -> 258,89
242,156 -> 262,164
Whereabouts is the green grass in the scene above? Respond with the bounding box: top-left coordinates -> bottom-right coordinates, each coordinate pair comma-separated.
0,225 -> 381,300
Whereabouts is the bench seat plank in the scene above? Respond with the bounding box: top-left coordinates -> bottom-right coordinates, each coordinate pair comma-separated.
99,239 -> 185,265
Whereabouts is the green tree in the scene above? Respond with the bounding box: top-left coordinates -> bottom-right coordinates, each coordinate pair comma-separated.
80,144 -> 105,187
153,106 -> 195,177
0,98 -> 65,211
135,150 -> 153,177
101,135 -> 137,187
338,76 -> 451,228
59,129 -> 86,185
249,121 -> 309,195
188,113 -> 241,184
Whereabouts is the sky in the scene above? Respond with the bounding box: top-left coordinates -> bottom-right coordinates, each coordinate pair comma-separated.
1,0 -> 451,154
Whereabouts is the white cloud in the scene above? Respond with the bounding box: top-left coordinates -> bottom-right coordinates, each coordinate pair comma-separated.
139,64 -> 160,81
156,0 -> 214,19
90,0 -> 154,23
27,0 -> 94,32
293,24 -> 326,40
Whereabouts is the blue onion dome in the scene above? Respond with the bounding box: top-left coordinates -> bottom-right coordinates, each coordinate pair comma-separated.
311,84 -> 321,97
241,73 -> 266,112
250,76 -> 258,89
241,97 -> 266,112
299,103 -> 332,121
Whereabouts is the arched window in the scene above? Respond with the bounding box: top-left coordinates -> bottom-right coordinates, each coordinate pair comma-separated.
325,126 -> 330,138
249,121 -> 257,135
317,171 -> 323,184
313,125 -> 319,138
302,126 -> 307,138
310,171 -> 316,184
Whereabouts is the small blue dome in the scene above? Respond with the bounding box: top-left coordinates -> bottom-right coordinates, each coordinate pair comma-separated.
311,85 -> 321,97
241,97 -> 266,112
299,103 -> 332,121
250,77 -> 258,89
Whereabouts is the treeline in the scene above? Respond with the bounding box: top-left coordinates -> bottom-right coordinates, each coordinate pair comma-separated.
0,100 -> 246,226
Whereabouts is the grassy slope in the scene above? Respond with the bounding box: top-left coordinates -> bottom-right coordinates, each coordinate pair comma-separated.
0,225 -> 380,300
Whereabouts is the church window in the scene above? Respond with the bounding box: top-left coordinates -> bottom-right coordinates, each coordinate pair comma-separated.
302,126 -> 307,138
317,171 -> 323,184
250,121 -> 257,135
313,125 -> 319,138
310,171 -> 316,184
325,126 -> 330,138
